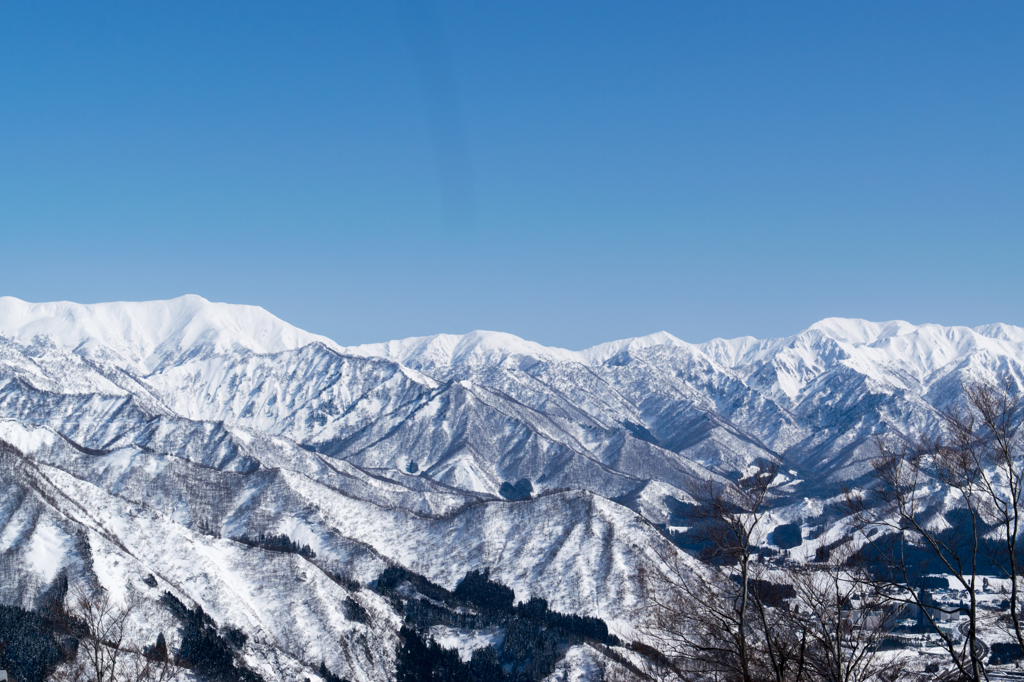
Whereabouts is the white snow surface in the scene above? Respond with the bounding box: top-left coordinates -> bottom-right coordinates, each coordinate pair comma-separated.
345,317 -> 1024,377
1,297 -> 1021,491
0,295 -> 338,372
2,296 -> 1020,383
344,329 -> 695,368
3,297 -> 1024,680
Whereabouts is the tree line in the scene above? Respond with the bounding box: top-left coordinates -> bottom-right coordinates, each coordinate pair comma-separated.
232,532 -> 317,559
377,565 -> 617,681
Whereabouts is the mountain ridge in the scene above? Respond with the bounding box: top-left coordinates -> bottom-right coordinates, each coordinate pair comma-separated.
0,295 -> 340,372
3,297 -> 1024,680
4,295 -> 1021,377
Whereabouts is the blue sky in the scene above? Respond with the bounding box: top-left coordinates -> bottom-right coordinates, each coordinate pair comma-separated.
2,2 -> 1022,348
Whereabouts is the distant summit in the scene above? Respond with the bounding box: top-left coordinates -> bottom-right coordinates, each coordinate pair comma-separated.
1,297 -> 1023,680
0,295 -> 337,371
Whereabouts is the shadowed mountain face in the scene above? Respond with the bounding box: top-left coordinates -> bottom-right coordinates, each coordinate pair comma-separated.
2,297 -> 1023,680
5,298 -> 1022,492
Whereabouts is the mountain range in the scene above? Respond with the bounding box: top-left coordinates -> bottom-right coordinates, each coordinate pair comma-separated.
2,295 -> 1023,680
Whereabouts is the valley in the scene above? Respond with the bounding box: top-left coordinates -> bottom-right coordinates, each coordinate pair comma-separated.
2,296 -> 1024,681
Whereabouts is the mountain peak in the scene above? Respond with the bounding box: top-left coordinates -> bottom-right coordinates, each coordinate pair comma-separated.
343,330 -> 581,368
805,318 -> 918,345
0,295 -> 334,370
344,329 -> 696,369
577,331 -> 689,365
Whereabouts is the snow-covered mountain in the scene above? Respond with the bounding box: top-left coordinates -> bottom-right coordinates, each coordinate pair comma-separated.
2,296 -> 1023,680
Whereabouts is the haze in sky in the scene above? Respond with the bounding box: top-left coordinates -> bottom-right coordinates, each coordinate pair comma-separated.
1,2 -> 1022,349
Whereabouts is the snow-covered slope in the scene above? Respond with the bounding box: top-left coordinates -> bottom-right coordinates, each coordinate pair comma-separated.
343,319 -> 1024,482
3,296 -> 1024,680
4,295 -> 1023,494
0,295 -> 338,373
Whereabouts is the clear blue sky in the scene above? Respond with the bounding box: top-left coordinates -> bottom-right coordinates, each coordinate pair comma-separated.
2,2 -> 1022,348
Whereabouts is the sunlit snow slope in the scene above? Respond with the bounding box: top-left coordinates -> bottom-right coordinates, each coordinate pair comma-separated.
2,296 -> 1023,680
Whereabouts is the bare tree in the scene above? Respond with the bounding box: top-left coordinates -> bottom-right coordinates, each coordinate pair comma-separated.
71,585 -> 137,682
633,379 -> 1024,680
47,584 -> 180,682
116,647 -> 181,682
636,461 -> 808,682
848,430 -> 988,681
944,380 -> 1024,660
49,653 -> 89,682
637,539 -> 740,681
787,541 -> 904,682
